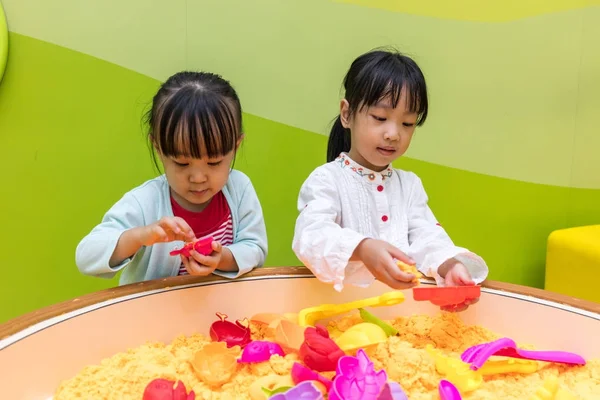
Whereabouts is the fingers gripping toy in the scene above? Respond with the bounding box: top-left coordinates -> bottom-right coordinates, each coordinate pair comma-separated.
169,236 -> 214,257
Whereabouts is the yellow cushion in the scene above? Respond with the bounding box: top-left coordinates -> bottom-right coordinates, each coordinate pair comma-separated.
545,225 -> 600,303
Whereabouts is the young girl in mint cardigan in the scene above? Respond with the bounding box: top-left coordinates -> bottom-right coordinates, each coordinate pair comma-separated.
76,71 -> 267,285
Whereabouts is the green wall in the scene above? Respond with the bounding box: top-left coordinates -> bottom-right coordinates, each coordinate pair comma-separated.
1,0 -> 599,323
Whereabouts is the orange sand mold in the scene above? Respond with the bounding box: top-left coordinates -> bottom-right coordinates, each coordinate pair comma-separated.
54,313 -> 600,399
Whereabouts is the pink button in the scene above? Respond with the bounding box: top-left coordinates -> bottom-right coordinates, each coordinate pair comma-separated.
382,215 -> 388,222
377,185 -> 384,192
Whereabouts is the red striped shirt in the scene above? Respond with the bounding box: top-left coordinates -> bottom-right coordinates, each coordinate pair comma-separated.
170,192 -> 233,275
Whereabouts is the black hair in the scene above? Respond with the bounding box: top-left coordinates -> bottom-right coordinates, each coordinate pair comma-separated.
327,49 -> 429,162
145,71 -> 243,170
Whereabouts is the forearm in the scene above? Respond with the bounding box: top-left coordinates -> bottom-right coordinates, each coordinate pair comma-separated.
437,257 -> 460,278
109,227 -> 144,267
350,238 -> 369,261
216,247 -> 239,272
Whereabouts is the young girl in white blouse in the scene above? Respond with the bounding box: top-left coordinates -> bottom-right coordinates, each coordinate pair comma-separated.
292,49 -> 489,303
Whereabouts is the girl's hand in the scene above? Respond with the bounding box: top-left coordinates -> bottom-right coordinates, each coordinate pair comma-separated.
444,261 -> 474,286
441,260 -> 478,312
181,240 -> 223,276
354,238 -> 418,290
138,217 -> 195,247
109,217 -> 194,268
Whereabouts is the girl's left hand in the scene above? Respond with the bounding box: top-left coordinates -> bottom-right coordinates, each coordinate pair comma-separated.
441,261 -> 479,312
444,262 -> 474,286
181,241 -> 223,276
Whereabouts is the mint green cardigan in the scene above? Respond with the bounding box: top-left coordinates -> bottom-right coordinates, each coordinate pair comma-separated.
75,170 -> 268,285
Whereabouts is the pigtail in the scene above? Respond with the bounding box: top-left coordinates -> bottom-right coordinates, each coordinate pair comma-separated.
327,115 -> 351,162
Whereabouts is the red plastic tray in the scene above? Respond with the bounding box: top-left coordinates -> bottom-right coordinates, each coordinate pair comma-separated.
412,286 -> 481,307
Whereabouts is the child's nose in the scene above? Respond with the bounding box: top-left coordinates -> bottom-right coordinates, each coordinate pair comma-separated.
189,169 -> 208,183
384,127 -> 400,141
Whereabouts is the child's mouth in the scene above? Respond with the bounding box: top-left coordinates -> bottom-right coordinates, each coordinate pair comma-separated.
190,189 -> 208,196
376,147 -> 396,156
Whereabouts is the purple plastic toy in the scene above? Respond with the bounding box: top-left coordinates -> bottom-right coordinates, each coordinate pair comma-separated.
237,340 -> 284,363
329,349 -> 394,400
270,381 -> 325,400
377,382 -> 409,400
461,338 -> 586,371
439,380 -> 462,400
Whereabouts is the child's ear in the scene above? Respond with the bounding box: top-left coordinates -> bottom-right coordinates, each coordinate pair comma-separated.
340,99 -> 351,128
236,134 -> 245,150
151,139 -> 159,153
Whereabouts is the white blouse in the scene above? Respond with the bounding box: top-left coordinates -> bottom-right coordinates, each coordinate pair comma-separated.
292,153 -> 489,292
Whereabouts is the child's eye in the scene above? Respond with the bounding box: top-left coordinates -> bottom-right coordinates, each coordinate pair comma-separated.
371,115 -> 387,122
208,161 -> 223,167
403,122 -> 415,127
173,161 -> 189,167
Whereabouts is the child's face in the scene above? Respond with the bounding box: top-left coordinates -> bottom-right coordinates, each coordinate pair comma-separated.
341,91 -> 418,172
160,143 -> 239,212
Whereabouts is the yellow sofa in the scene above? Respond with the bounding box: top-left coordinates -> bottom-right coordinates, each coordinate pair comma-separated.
545,225 -> 600,303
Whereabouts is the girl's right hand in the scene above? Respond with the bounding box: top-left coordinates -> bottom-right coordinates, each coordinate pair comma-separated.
354,238 -> 418,290
137,217 -> 195,247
